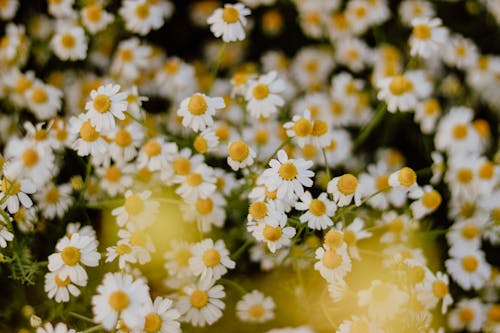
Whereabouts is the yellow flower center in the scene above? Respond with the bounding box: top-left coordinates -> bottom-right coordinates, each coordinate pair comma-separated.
322,249 -> 342,269
423,99 -> 441,116
186,173 -> 203,186
222,6 -> 239,24
144,312 -> 162,333
188,95 -> 207,115
135,3 -> 150,19
491,208 -> 500,225
105,166 -> 121,183
1,178 -> 20,195
293,118 -> 313,137
136,167 -> 152,183
456,168 -> 473,184
22,148 -> 39,167
324,229 -> 343,249
130,231 -> 147,247
388,218 -> 404,234
252,84 -> 269,100
412,24 -> 431,39
173,157 -> 191,176
61,246 -> 81,266
196,198 -> 214,215
194,135 -> 208,154
397,167 -> 416,187
54,274 -> 71,287
15,76 -> 32,94
56,129 -> 68,141
488,305 -> 500,323
190,290 -> 209,308
265,187 -> 277,200
109,290 -> 130,312
343,230 -> 357,245
422,190 -> 442,210
409,265 -> 426,284
432,280 -> 448,298
459,307 -> 475,323
115,129 -> 132,147
473,119 -> 490,138
80,120 -> 100,142
144,140 -> 161,157
45,188 -> 60,204
354,6 -> 367,18
175,248 -> 192,266
249,201 -> 267,220
312,120 -> 328,136
215,124 -> 230,141
302,144 -> 316,159
116,243 -> 132,255
462,255 -> 479,272
61,33 -> 76,49
309,199 -> 326,216
228,140 -> 249,162
120,49 -> 134,62
478,161 -> 494,180
263,225 -> 282,241
86,5 -> 102,22
93,94 -> 111,113
254,130 -> 269,145
124,194 -> 145,215
331,101 -> 344,115
31,88 -> 48,104
375,174 -> 390,191
164,59 -> 180,74
389,75 -> 413,95
202,248 -> 221,267
337,174 -> 358,195
461,223 -> 479,240
247,304 -> 265,319
278,162 -> 298,180
452,124 -> 468,139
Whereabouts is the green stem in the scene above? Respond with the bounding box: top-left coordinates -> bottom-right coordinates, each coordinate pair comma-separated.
219,278 -> 247,295
262,138 -> 291,168
81,325 -> 103,333
353,102 -> 386,151
208,43 -> 227,93
231,238 -> 253,260
69,312 -> 96,324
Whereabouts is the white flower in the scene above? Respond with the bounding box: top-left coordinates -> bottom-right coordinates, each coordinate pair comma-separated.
164,240 -> 194,279
35,183 -> 73,220
435,106 -> 481,156
189,238 -> 235,284
314,244 -> 351,283
295,192 -> 336,230
416,271 -> 453,314
0,0 -> 18,20
44,271 -> 86,303
25,81 -> 63,120
175,163 -> 217,202
137,137 -> 177,172
357,280 -> 409,322
85,84 -> 128,132
177,279 -> 225,327
236,290 -> 275,323
376,71 -> 432,112
68,114 -> 108,157
119,0 -> 165,35
51,25 -> 87,61
252,207 -> 295,253
0,225 -> 14,248
48,0 -> 75,18
261,150 -> 314,200
447,298 -> 485,332
337,218 -> 372,260
111,190 -> 160,229
139,296 -> 181,333
177,93 -> 225,132
409,17 -> 448,58
0,177 -> 36,214
92,272 -> 150,331
388,167 -> 423,199
81,4 -> 114,34
207,3 -> 251,43
283,110 -> 313,148
410,186 -> 442,219
245,71 -> 285,118
327,173 -> 363,207
445,247 -> 491,290
227,140 -> 256,171
36,322 -> 76,333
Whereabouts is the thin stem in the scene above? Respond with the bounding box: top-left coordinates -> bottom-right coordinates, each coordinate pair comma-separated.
262,138 -> 291,168
219,278 -> 247,295
81,325 -> 103,333
322,148 -> 331,182
231,238 -> 253,260
69,312 -> 96,324
353,102 -> 386,151
208,43 -> 227,93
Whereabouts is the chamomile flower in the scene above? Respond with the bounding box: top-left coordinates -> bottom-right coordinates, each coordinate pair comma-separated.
0,225 -> 14,248
261,150 -> 314,200
137,137 -> 177,172
284,110 -> 313,148
410,186 -> 442,219
389,167 -> 423,199
399,0 -> 435,26
44,271 -> 86,303
337,218 -> 372,260
189,238 -> 235,284
435,106 -> 481,156
25,81 -> 63,120
207,3 -> 251,43
119,0 -> 165,35
358,280 -> 409,322
106,241 -> 137,269
337,316 -> 382,333
69,114 -> 108,157
175,163 -> 217,201
314,243 -> 351,283
47,0 -> 75,18
327,173 -> 362,207
446,247 -> 491,290
96,162 -> 134,197
177,93 -> 225,132
335,38 -> 371,72
36,322 -> 77,333
110,38 -> 151,84
236,290 -> 275,323
227,140 -> 256,171
193,128 -> 219,155
0,0 -> 18,20
182,192 -> 226,233
252,206 -> 295,253
111,190 -> 160,229
379,211 -> 417,243
414,98 -> 441,134
416,271 -> 453,314
295,192 -> 336,230
51,25 -> 87,61
81,4 -> 114,34
244,71 -> 285,119
85,84 -> 128,132
177,279 -> 225,327
48,232 -> 100,282
447,298 -> 485,332
35,183 -> 72,220
409,17 -> 448,58
0,176 -> 36,214
92,272 -> 150,331
140,296 -> 181,333
444,35 -> 479,70
377,71 -> 432,112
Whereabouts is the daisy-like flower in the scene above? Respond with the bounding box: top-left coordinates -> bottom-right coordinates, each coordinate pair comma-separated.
177,279 -> 225,327
261,150 -> 314,200
108,122 -> 144,163
177,93 -> 225,132
244,71 -> 285,119
447,298 -> 485,332
414,98 -> 442,134
137,137 -> 177,172
444,35 -> 479,70
164,240 -> 194,279
92,272 -> 150,331
110,38 -> 151,84
283,110 -> 313,148
96,162 -> 134,197
377,71 -> 432,112
399,0 -> 435,26
314,243 -> 351,283
105,240 -> 138,270
175,163 -> 217,202
446,247 -> 491,290
193,128 -> 219,155
0,225 -> 14,248
140,296 -> 181,333
189,238 -> 235,284
35,183 -> 73,220
252,207 -> 295,253
0,0 -> 18,20
0,176 -> 36,214
25,81 -> 63,120
119,0 -> 165,35
51,25 -> 87,61
85,84 -> 128,132
337,218 -> 372,260
207,3 -> 251,43
68,114 -> 108,157
337,316 -> 383,333
409,17 -> 448,58
44,271 -> 86,303
47,232 -> 100,282
227,140 -> 256,171
388,166 -> 423,199
416,271 -> 453,314
335,37 -> 371,72
36,322 -> 77,333
435,106 -> 481,156
111,190 -> 160,229
410,185 -> 442,219
295,191 -> 336,230
327,173 -> 362,207
182,192 -> 226,233
358,280 -> 409,322
81,4 -> 114,34
236,290 -> 275,323
47,0 -> 74,18
379,211 -> 417,244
